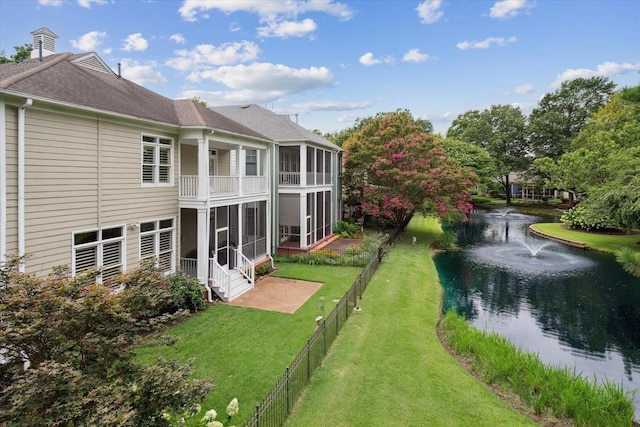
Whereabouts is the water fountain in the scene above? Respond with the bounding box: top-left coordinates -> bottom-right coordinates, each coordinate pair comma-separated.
468,213 -> 594,275
519,238 -> 552,257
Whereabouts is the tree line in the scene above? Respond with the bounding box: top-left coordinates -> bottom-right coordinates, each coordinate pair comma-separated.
328,77 -> 640,235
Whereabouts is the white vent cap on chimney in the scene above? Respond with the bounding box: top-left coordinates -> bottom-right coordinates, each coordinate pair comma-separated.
30,27 -> 59,59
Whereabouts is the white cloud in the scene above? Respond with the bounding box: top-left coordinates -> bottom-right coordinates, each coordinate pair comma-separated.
551,61 -> 640,87
416,0 -> 444,24
257,18 -> 318,38
192,62 -> 333,95
359,52 -> 393,66
456,36 -> 517,50
178,0 -> 354,22
514,83 -> 535,94
489,0 -> 532,19
170,33 -> 186,44
290,100 -> 373,112
229,22 -> 242,32
122,33 -> 148,52
119,59 -> 167,85
179,89 -> 277,105
402,48 -> 432,63
102,47 -> 112,55
359,52 -> 380,66
77,0 -> 107,8
70,31 -> 107,51
38,0 -> 64,6
166,41 -> 260,71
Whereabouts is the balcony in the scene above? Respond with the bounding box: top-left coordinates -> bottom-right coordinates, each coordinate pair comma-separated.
179,175 -> 267,200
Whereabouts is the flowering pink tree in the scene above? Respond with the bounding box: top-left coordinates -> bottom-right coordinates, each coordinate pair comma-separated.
345,111 -> 477,227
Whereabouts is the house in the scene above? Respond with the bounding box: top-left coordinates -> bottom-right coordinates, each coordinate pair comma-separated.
212,105 -> 342,253
0,28 -> 339,301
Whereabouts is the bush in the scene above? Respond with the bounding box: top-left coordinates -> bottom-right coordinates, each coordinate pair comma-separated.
0,263 -> 211,426
561,204 -> 618,231
168,271 -> 205,313
432,230 -> 458,251
333,219 -> 361,238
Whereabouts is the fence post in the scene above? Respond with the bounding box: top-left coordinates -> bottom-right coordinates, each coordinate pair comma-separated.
306,339 -> 311,384
286,367 -> 290,415
322,321 -> 327,355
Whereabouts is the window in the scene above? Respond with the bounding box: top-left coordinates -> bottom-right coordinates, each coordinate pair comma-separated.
142,135 -> 172,185
140,218 -> 175,273
245,149 -> 257,176
73,226 -> 124,283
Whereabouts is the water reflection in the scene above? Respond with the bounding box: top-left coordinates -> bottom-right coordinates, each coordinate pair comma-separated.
435,211 -> 640,416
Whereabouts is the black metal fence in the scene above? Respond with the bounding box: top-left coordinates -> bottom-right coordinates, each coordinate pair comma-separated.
243,226 -> 404,427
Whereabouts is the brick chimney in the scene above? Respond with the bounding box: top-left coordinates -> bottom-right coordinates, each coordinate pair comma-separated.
30,27 -> 59,60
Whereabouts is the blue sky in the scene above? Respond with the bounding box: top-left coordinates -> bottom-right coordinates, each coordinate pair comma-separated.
1,0 -> 639,135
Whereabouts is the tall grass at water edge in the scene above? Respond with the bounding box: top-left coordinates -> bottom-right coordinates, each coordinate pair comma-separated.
439,310 -> 636,427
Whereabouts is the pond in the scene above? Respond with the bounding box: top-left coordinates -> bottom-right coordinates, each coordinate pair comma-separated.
434,209 -> 640,418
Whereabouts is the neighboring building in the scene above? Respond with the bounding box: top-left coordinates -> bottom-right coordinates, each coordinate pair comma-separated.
212,105 -> 342,253
0,28 -> 341,301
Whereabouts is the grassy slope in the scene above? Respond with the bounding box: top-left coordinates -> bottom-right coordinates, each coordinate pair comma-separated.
531,222 -> 640,253
135,265 -> 361,424
284,216 -> 535,427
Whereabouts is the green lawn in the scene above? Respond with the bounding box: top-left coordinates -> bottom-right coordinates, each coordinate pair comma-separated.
531,222 -> 640,253
135,264 -> 362,424
283,216 -> 535,427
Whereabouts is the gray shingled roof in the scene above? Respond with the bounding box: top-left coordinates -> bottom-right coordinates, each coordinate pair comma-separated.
174,99 -> 271,141
212,104 -> 339,151
0,53 -> 271,142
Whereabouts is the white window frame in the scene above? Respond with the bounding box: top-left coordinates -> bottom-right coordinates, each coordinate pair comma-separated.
139,218 -> 176,273
141,134 -> 173,186
245,149 -> 258,176
72,225 -> 125,284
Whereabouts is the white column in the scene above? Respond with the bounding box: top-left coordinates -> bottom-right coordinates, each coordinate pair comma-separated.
196,207 -> 209,284
238,146 -> 244,196
300,145 -> 307,187
237,203 -> 243,264
197,137 -> 208,200
299,193 -> 307,249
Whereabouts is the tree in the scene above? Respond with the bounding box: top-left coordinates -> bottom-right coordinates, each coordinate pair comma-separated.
344,110 -> 476,227
440,136 -> 497,191
447,105 -> 529,204
528,77 -> 616,159
0,43 -> 33,64
545,86 -> 640,231
0,260 -> 210,426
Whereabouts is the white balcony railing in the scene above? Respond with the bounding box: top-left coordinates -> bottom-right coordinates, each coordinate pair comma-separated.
279,171 -> 300,185
243,176 -> 268,194
210,176 -> 238,197
179,175 -> 267,200
179,176 -> 199,198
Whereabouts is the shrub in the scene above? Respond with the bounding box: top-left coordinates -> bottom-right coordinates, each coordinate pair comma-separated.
433,230 -> 458,251
561,204 -> 618,231
0,263 -> 211,426
168,271 -> 205,313
333,219 -> 361,238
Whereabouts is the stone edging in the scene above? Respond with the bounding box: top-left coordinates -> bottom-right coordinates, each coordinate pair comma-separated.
529,225 -> 587,249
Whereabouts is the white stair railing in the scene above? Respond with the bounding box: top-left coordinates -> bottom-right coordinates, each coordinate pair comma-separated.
209,257 -> 230,299
234,249 -> 255,286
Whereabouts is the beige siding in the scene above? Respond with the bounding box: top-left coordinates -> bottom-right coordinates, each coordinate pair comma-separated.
218,149 -> 231,176
23,109 -> 98,272
5,106 -> 18,255
181,144 -> 198,175
15,108 -> 180,276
